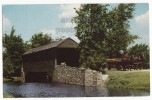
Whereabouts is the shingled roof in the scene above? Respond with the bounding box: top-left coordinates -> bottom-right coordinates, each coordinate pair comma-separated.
23,38 -> 78,55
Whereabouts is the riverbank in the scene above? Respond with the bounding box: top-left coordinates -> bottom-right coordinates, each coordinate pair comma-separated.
106,70 -> 150,90
3,92 -> 14,98
3,77 -> 21,98
3,77 -> 21,83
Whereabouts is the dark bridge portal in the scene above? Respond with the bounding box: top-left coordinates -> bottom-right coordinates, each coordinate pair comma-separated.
26,72 -> 48,82
57,48 -> 79,67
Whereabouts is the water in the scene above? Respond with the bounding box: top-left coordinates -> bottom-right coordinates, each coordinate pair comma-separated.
3,82 -> 150,97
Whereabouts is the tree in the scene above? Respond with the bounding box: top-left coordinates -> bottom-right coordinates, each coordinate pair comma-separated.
104,4 -> 139,57
54,36 -> 66,41
24,41 -> 31,51
30,32 -> 52,48
128,44 -> 149,64
3,27 -> 25,76
73,4 -> 138,70
72,4 -> 109,70
3,52 -> 14,76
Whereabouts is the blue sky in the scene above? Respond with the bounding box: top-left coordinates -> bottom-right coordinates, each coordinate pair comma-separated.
2,4 -> 149,46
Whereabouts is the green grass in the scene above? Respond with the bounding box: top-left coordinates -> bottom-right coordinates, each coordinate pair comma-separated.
107,70 -> 150,90
3,77 -> 21,83
3,92 -> 14,98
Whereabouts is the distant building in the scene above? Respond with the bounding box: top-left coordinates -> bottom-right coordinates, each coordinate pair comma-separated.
22,38 -> 79,82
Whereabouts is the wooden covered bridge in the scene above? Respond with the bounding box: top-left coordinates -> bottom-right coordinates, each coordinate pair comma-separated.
22,38 -> 80,82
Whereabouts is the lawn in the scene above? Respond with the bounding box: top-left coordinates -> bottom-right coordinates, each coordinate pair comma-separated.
106,70 -> 150,90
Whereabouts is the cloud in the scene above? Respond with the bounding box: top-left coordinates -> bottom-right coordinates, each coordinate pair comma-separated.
2,15 -> 11,31
59,4 -> 80,18
64,21 -> 76,28
131,11 -> 149,45
40,28 -> 80,43
40,28 -> 57,37
40,28 -> 69,39
135,11 -> 149,28
59,4 -> 80,27
43,5 -> 80,42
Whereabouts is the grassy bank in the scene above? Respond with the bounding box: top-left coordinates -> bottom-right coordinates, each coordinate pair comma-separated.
3,92 -> 14,98
107,70 -> 150,90
3,77 -> 21,83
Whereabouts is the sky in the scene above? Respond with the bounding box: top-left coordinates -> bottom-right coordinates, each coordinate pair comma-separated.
2,3 -> 149,46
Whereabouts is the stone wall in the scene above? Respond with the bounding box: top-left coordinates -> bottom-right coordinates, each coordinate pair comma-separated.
85,69 -> 97,86
52,65 -> 85,85
85,69 -> 106,87
52,65 -> 108,86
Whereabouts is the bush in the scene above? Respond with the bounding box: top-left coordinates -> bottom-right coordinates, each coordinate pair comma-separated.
84,52 -> 107,71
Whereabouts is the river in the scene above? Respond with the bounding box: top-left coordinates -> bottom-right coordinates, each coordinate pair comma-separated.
3,82 -> 150,97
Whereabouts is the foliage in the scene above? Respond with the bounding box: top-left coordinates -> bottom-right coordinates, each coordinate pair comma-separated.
104,4 -> 139,57
73,4 -> 138,70
3,53 -> 14,75
3,77 -> 21,83
3,27 -> 25,76
30,32 -> 52,48
54,36 -> 66,41
86,51 -> 107,71
73,4 -> 109,70
24,41 -> 31,51
3,28 -> 54,76
128,44 -> 149,63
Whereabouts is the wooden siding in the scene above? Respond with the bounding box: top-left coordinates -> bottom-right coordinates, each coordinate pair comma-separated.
23,60 -> 55,73
23,49 -> 55,62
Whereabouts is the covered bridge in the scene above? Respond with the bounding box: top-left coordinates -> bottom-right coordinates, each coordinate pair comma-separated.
22,38 -> 79,82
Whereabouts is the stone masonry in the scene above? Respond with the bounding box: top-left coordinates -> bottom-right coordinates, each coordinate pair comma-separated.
52,65 -> 108,86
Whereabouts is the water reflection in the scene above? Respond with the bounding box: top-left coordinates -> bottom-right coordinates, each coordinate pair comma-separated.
108,88 -> 150,96
85,86 -> 108,97
3,82 -> 150,97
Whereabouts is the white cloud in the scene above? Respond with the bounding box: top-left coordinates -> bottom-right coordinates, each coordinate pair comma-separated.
132,11 -> 149,45
59,4 -> 80,27
40,28 -> 80,42
64,22 -> 76,28
40,28 -> 70,39
59,4 -> 80,18
43,5 -> 80,42
135,11 -> 149,27
41,28 -> 55,34
3,15 -> 11,31
40,28 -> 57,37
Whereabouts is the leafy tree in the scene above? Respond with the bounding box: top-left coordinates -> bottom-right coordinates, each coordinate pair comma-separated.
24,41 -> 31,51
73,4 -> 109,70
128,44 -> 149,64
54,36 -> 66,41
3,52 -> 14,76
104,4 -> 139,57
30,32 -> 52,48
73,4 -> 138,70
3,27 -> 25,76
